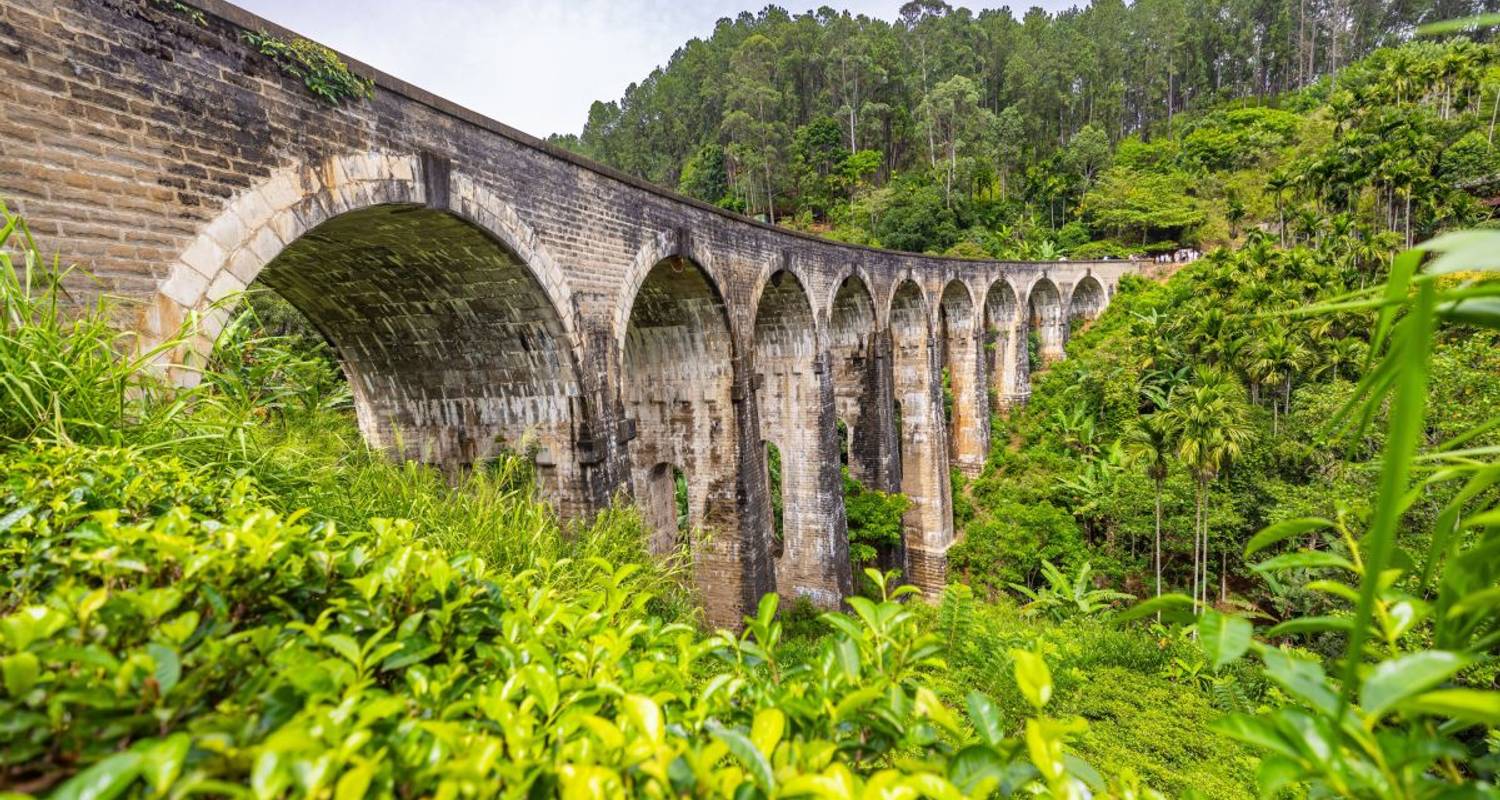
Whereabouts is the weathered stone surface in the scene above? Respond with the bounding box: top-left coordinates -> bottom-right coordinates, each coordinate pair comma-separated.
0,0 -> 1137,625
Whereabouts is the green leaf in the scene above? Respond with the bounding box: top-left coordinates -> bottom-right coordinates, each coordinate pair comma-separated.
1360,651 -> 1472,721
1211,714 -> 1301,761
1244,517 -> 1334,557
1343,279 -> 1435,708
1399,688 -> 1500,726
146,644 -> 181,695
137,734 -> 191,795
1199,611 -> 1252,670
1261,648 -> 1339,716
1011,650 -> 1052,710
334,761 -> 375,800
749,707 -> 784,756
1251,551 -> 1355,574
1420,230 -> 1500,274
51,751 -> 143,800
708,720 -> 775,793
1,652 -> 40,697
622,693 -> 663,744
1264,616 -> 1353,638
966,691 -> 1003,747
1115,592 -> 1195,624
948,744 -> 1005,796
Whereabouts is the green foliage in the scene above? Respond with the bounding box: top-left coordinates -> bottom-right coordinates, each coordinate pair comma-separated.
842,469 -> 906,582
149,0 -> 205,25
1009,560 -> 1135,622
242,31 -> 373,105
1127,232 -> 1500,797
948,499 -> 1084,599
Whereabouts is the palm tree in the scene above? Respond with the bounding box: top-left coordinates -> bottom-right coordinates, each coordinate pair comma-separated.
1124,411 -> 1173,605
1250,323 -> 1307,435
1168,367 -> 1253,610
1265,172 -> 1291,247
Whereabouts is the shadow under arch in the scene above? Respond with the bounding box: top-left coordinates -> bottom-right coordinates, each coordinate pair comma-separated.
247,203 -> 587,508
983,277 -> 1025,411
1069,274 -> 1107,326
938,279 -> 984,476
620,254 -> 748,620
754,268 -> 847,605
1028,276 -> 1065,366
828,274 -> 881,488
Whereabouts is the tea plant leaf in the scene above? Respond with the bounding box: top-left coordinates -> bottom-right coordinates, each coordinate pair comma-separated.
1244,517 -> 1334,557
1199,611 -> 1252,670
1011,650 -> 1052,710
1398,689 -> 1500,726
966,691 -> 1003,747
1360,651 -> 1472,721
707,720 -> 775,793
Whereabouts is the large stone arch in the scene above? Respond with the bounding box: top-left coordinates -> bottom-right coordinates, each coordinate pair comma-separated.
827,273 -> 887,490
146,151 -> 589,512
984,278 -> 1027,410
753,269 -> 850,606
939,280 -> 985,477
1027,276 -> 1066,366
1068,274 -> 1108,329
888,279 -> 952,596
621,253 -> 763,625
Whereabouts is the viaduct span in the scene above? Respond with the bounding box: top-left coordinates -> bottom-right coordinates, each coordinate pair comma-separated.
0,0 -> 1138,625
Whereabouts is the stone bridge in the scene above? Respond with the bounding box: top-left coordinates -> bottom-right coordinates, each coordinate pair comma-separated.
0,0 -> 1138,624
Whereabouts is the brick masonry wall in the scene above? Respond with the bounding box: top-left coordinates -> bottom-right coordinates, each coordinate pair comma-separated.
0,0 -> 1138,624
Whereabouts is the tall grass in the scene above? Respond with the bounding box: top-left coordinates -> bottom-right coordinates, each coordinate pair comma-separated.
0,200 -> 694,622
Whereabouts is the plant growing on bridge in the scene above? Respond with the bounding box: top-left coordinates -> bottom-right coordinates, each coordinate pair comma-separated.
243,31 -> 373,106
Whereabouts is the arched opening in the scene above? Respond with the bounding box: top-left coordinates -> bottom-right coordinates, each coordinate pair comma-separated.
621,255 -> 738,590
246,203 -> 583,509
835,419 -> 850,467
754,268 -> 836,600
1068,275 -> 1107,335
763,441 -> 785,558
1028,277 -> 1065,367
888,279 -> 951,593
643,462 -> 690,555
828,275 -> 879,486
939,281 -> 984,476
985,279 -> 1023,412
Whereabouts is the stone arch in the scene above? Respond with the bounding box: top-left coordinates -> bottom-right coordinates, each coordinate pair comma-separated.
753,268 -> 843,603
148,152 -> 577,356
984,278 -> 1026,410
147,152 -> 588,511
828,274 -> 881,488
1027,276 -> 1065,367
621,254 -> 748,623
939,280 -> 985,476
1068,274 -> 1108,328
888,279 -> 952,595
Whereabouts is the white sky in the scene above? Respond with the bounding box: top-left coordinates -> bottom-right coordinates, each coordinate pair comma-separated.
235,0 -> 1081,138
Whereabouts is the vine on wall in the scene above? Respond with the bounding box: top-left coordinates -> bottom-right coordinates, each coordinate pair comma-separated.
242,31 -> 373,106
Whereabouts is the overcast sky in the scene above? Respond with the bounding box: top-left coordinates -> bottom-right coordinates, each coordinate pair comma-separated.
236,0 -> 1081,138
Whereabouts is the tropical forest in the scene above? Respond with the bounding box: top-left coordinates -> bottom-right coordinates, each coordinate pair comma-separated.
2,0 -> 1500,798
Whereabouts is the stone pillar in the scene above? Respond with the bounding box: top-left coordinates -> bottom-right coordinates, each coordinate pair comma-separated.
889,283 -> 953,597
942,296 -> 987,477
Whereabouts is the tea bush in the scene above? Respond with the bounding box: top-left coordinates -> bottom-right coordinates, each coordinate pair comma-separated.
0,204 -> 1149,796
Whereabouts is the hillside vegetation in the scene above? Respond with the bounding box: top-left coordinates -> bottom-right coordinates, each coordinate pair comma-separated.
557,11 -> 1500,258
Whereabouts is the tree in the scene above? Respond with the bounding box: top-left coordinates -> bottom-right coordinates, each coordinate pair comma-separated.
723,34 -> 787,223
1168,366 -> 1252,609
1124,411 -> 1173,605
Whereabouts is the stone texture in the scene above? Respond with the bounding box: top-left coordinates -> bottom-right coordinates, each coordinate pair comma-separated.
0,0 -> 1136,625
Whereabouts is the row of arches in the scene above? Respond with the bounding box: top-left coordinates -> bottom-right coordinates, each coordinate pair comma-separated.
177,159 -> 1110,621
